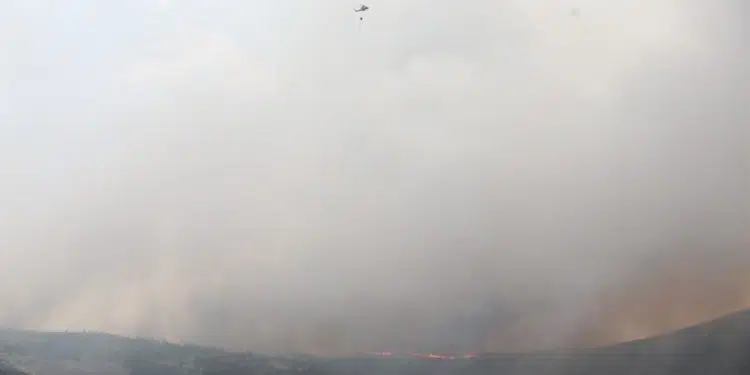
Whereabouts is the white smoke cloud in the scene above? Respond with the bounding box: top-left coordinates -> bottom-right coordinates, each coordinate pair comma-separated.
0,0 -> 747,353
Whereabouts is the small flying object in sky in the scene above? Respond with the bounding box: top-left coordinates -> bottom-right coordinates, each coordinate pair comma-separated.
354,4 -> 369,21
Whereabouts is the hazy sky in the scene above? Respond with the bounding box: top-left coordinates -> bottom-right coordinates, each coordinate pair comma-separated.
0,0 -> 748,353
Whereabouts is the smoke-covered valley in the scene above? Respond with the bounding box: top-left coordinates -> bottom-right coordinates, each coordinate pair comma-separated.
0,0 -> 747,354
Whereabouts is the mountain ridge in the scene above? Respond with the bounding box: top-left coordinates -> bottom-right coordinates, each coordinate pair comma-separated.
0,308 -> 748,374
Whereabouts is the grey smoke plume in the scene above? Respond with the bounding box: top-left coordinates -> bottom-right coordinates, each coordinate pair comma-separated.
0,0 -> 747,353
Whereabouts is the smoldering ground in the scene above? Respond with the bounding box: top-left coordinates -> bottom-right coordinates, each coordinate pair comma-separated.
0,0 -> 748,354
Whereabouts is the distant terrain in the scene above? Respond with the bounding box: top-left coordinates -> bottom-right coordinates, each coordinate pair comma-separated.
1,309 -> 749,375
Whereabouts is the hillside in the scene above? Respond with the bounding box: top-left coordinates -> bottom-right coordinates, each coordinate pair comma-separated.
578,308 -> 750,374
0,360 -> 26,375
0,309 -> 748,374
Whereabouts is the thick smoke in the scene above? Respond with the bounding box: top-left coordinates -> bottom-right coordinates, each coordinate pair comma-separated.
0,0 -> 747,353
